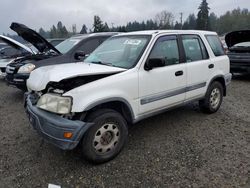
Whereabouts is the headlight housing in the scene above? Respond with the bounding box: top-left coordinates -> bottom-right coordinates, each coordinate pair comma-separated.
18,63 -> 36,74
37,94 -> 72,114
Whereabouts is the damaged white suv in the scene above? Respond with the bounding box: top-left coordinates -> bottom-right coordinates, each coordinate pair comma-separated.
25,30 -> 231,163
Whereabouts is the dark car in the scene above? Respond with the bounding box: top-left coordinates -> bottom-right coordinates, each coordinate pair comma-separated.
5,22 -> 119,90
225,30 -> 250,74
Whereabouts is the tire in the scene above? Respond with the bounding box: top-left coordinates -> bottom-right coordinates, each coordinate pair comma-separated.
81,109 -> 128,164
199,81 -> 223,114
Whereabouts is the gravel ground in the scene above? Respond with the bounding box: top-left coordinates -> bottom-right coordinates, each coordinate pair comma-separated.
0,76 -> 250,188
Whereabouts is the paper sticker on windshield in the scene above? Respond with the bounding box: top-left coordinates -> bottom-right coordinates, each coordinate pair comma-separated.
124,39 -> 142,45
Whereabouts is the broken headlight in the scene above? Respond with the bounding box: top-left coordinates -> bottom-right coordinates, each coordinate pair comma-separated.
36,93 -> 72,114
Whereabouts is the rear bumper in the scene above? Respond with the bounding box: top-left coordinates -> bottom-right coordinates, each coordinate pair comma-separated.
229,59 -> 250,73
25,94 -> 92,150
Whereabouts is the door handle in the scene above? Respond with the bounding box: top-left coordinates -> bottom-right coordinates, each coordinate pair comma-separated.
208,64 -> 214,69
175,71 -> 183,76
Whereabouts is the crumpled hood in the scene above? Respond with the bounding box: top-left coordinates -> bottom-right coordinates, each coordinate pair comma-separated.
10,22 -> 61,54
0,35 -> 33,54
225,30 -> 250,48
27,62 -> 126,91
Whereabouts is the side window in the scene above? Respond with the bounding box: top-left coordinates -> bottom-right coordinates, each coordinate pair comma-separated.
206,35 -> 225,56
181,35 -> 208,62
149,35 -> 180,66
77,39 -> 99,54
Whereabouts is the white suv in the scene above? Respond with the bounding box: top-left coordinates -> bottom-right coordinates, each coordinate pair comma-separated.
25,30 -> 232,163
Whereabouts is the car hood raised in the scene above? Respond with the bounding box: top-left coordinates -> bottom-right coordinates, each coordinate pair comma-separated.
225,30 -> 250,48
10,22 -> 61,54
27,62 -> 126,91
0,35 -> 33,54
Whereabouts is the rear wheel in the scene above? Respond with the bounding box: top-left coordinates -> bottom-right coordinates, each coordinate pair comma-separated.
81,109 -> 128,164
199,81 -> 223,114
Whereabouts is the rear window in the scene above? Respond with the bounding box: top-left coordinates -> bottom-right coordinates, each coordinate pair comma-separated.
206,35 -> 225,56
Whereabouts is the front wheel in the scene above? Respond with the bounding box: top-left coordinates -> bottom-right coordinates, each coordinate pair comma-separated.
199,81 -> 223,114
81,109 -> 128,164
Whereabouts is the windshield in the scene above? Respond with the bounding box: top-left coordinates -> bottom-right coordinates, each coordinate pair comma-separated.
84,35 -> 151,69
55,38 -> 81,54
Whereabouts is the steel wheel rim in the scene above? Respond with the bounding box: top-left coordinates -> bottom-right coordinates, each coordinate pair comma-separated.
93,123 -> 120,154
210,88 -> 221,109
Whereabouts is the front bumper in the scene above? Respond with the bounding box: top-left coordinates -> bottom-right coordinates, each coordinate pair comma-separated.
0,68 -> 6,77
25,94 -> 92,150
5,73 -> 29,90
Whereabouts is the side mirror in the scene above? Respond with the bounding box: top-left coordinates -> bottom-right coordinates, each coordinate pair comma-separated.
145,58 -> 165,71
74,51 -> 86,60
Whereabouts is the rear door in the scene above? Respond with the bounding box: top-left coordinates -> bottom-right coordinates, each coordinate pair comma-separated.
181,34 -> 210,100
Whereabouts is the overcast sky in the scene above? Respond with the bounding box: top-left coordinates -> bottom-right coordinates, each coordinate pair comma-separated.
0,0 -> 249,34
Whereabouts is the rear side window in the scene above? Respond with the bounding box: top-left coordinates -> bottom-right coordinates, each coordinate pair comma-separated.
181,35 -> 209,62
206,35 -> 225,56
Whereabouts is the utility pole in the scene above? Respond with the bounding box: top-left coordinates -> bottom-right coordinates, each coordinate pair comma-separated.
180,12 -> 183,29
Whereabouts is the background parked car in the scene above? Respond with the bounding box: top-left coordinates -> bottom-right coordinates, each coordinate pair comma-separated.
0,35 -> 33,76
47,38 -> 65,46
219,36 -> 228,52
0,46 -> 26,58
5,23 -> 119,90
0,42 -> 8,49
225,30 -> 250,74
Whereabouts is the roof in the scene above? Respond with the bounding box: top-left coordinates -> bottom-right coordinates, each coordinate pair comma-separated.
117,30 -> 217,36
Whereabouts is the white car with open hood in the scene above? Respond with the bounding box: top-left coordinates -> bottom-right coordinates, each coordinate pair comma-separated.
25,30 -> 232,163
0,35 -> 33,76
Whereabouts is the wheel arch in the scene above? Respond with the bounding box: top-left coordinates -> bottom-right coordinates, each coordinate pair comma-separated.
83,98 -> 135,124
208,75 -> 227,96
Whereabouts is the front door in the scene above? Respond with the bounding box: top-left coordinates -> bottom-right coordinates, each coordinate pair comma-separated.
138,35 -> 187,114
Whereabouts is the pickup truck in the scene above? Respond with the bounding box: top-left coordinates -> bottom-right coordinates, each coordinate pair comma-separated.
25,30 -> 232,163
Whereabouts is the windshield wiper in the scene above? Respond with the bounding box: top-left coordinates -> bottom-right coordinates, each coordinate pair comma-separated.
91,61 -> 113,67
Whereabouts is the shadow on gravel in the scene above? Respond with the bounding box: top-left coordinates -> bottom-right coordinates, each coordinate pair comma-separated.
0,78 -> 24,102
0,77 -> 5,83
5,87 -> 25,103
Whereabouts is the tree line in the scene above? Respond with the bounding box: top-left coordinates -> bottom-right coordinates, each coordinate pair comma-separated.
10,0 -> 250,39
